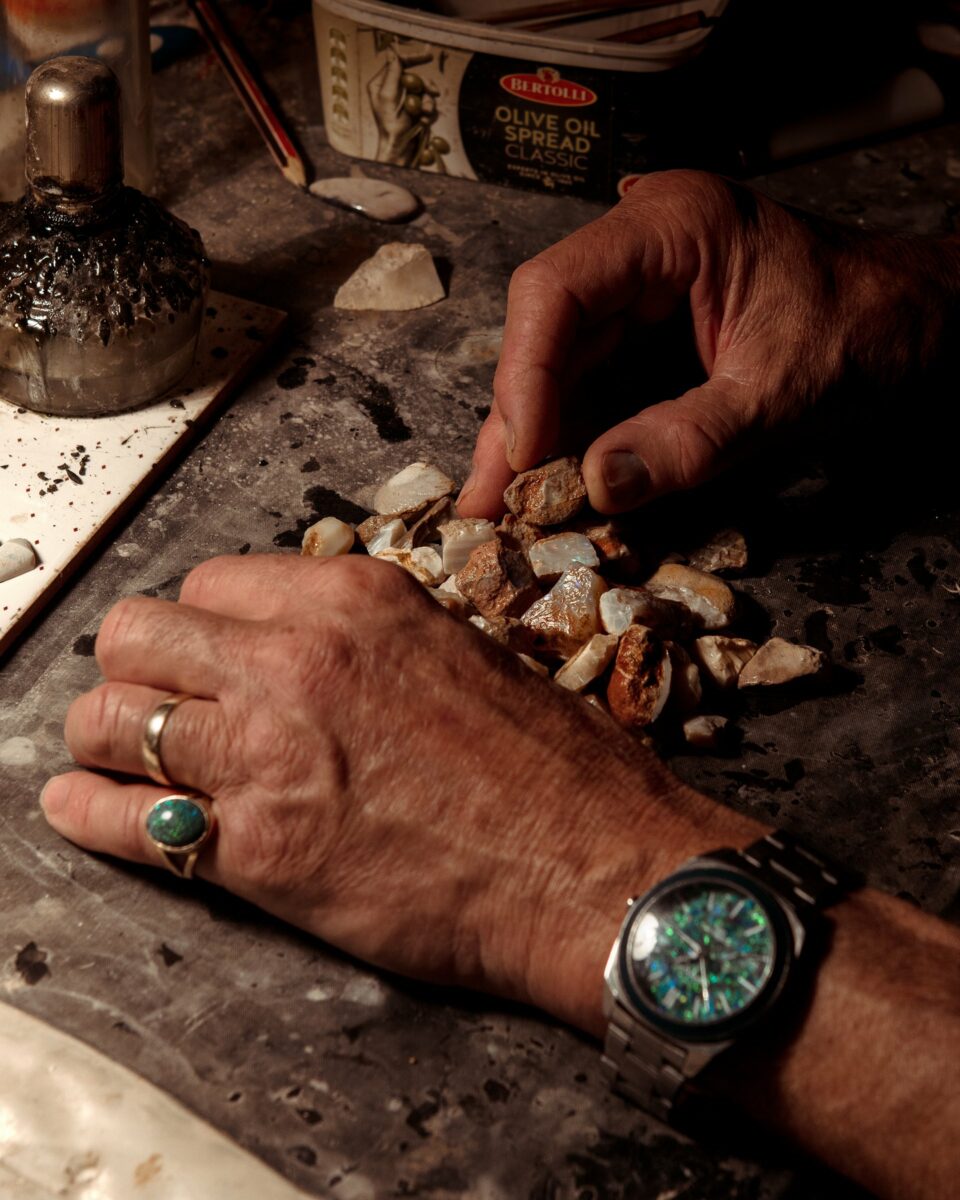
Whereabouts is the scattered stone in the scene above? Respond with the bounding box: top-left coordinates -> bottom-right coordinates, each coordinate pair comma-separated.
334,243 -> 445,311
521,565 -> 607,658
497,513 -> 544,551
518,653 -> 549,677
0,539 -> 38,583
503,457 -> 587,526
376,545 -> 445,586
374,462 -> 455,520
599,586 -> 692,639
357,513 -> 400,546
468,613 -> 535,654
301,517 -> 355,558
683,714 -> 729,749
365,517 -> 406,556
456,538 -> 541,619
309,176 -> 419,223
554,633 -> 619,692
574,519 -> 635,568
529,532 -> 599,583
665,641 -> 703,713
738,638 -> 827,688
439,518 -> 496,574
645,563 -> 737,630
686,528 -> 748,574
693,636 -> 759,689
606,625 -> 672,729
401,496 -> 459,548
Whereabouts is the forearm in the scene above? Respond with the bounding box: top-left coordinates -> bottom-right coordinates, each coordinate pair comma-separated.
524,775 -> 959,1200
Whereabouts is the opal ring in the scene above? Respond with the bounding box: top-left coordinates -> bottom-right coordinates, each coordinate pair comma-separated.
144,792 -> 215,879
141,692 -> 193,787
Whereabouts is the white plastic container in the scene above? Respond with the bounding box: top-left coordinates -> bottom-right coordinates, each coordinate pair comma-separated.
313,0 -> 728,200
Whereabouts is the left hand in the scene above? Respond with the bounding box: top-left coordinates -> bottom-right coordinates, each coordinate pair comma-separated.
43,553 -> 745,1035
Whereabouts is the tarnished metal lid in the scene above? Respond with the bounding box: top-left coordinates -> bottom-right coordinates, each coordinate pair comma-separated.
25,56 -> 123,201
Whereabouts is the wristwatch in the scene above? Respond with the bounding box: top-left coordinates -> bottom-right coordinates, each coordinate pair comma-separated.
601,828 -> 858,1121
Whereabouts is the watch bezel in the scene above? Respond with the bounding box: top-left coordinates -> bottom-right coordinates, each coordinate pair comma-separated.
616,865 -> 796,1044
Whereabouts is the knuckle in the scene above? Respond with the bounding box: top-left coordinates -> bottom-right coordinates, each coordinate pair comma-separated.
179,557 -> 230,607
95,595 -> 146,666
75,683 -> 130,764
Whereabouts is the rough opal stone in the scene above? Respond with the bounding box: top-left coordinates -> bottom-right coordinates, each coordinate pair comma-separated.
146,797 -> 207,848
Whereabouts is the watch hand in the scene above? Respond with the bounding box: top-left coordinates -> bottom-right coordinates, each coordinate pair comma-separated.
699,957 -> 710,1007
677,928 -> 701,955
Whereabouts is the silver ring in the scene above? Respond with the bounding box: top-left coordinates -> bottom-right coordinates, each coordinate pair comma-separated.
141,693 -> 193,787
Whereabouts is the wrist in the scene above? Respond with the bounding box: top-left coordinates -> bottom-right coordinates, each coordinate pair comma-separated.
516,757 -> 764,1039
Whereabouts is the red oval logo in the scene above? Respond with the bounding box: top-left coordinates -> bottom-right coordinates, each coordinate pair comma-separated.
499,66 -> 597,108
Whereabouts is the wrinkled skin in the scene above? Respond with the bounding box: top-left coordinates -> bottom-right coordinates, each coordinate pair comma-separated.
458,169 -> 955,516
45,552 -> 729,1034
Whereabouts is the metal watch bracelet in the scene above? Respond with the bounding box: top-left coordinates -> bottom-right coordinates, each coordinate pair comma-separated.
601,829 -> 858,1122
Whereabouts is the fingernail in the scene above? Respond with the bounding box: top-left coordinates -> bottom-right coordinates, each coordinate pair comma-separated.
602,450 -> 650,507
503,418 -> 516,458
39,777 -> 67,817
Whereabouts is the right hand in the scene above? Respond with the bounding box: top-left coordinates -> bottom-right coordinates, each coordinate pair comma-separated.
458,169 -> 958,516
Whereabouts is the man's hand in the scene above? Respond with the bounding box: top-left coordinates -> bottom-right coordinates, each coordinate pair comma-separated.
459,169 -> 958,516
38,552 -> 960,1198
40,553 -> 734,1034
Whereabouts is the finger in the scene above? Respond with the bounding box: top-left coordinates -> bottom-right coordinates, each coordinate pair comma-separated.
494,197 -> 701,475
457,409 -> 514,519
65,683 -> 227,795
95,595 -> 245,695
178,553 -> 342,620
582,376 -> 758,512
40,771 -> 226,885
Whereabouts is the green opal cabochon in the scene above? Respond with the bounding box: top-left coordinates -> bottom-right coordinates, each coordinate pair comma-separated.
145,796 -> 209,848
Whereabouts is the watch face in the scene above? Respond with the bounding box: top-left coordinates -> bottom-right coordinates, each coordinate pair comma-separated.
623,873 -> 783,1034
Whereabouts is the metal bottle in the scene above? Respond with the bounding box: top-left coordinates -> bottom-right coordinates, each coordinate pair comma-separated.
0,56 -> 208,416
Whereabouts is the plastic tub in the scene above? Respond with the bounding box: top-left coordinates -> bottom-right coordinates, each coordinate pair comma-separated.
313,0 -> 728,200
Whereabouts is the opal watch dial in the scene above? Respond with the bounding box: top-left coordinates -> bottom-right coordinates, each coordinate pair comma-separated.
622,870 -> 786,1036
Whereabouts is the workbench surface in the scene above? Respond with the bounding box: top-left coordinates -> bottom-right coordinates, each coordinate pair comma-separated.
1,4 -> 958,1197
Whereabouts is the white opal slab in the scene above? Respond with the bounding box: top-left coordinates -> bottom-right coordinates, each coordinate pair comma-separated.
0,1001 -> 315,1198
0,291 -> 286,658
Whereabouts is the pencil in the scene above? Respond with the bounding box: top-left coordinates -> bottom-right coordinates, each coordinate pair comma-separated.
186,0 -> 307,189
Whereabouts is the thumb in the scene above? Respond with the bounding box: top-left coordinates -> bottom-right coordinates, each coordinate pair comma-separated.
581,378 -> 758,513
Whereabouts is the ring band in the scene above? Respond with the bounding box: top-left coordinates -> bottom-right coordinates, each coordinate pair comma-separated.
145,792 -> 215,879
142,692 -> 193,787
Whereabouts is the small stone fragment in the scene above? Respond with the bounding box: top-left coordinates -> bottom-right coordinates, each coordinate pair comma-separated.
503,457 -> 587,526
529,532 -> 599,583
518,653 -> 549,677
439,518 -> 496,574
738,638 -> 828,688
376,545 -> 445,586
683,714 -> 729,749
357,513 -> 400,546
365,518 -> 406,556
309,176 -> 419,223
606,625 -> 672,729
693,636 -> 759,689
469,613 -> 535,653
521,565 -> 607,658
554,633 -> 619,692
599,586 -> 692,639
431,589 -> 472,617
665,641 -> 703,713
0,539 -> 38,583
334,243 -> 445,311
374,462 -> 455,519
497,513 -> 544,551
686,528 -> 748,574
645,563 -> 737,630
401,496 -> 459,549
574,519 -> 634,568
301,517 -> 355,558
456,538 -> 541,619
